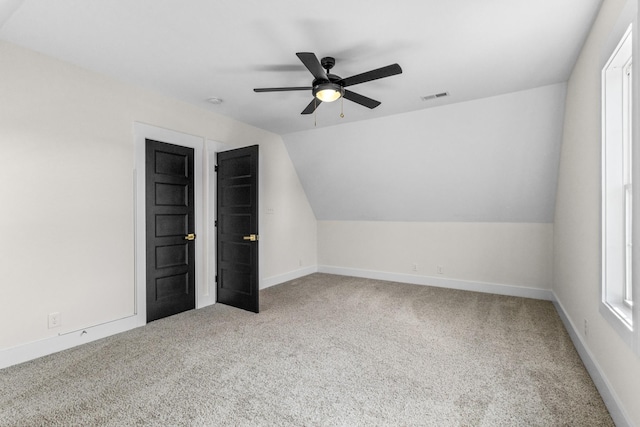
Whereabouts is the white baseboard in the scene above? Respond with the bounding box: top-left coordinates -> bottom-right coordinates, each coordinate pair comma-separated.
552,296 -> 632,427
0,315 -> 143,370
318,265 -> 554,301
0,266 -> 321,370
261,265 -> 318,290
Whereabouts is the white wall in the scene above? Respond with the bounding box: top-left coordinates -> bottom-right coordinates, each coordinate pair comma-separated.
553,0 -> 640,425
284,78 -> 563,301
319,221 -> 553,297
283,83 -> 567,223
0,41 -> 316,354
258,134 -> 318,285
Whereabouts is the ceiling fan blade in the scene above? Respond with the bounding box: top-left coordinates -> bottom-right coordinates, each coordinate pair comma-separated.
254,87 -> 311,92
343,90 -> 381,109
296,52 -> 328,80
301,98 -> 321,115
339,64 -> 402,87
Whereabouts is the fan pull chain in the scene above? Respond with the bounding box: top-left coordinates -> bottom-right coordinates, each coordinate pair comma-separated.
340,96 -> 344,118
314,98 -> 317,127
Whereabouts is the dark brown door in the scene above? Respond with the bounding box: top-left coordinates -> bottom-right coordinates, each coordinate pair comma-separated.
145,139 -> 196,322
216,145 -> 259,313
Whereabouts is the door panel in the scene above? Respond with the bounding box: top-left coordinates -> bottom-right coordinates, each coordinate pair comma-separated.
155,183 -> 187,206
146,139 -> 196,322
155,273 -> 189,300
155,244 -> 188,269
216,145 -> 259,313
155,214 -> 188,236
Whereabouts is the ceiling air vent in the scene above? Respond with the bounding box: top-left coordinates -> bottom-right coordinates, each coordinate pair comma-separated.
421,92 -> 450,101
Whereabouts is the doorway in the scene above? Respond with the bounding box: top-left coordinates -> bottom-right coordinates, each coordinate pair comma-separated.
145,139 -> 196,322
134,124 -> 259,322
134,123 -> 206,326
216,145 -> 260,313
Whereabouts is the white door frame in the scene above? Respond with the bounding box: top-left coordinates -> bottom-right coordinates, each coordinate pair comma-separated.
204,139 -> 230,306
133,122 -> 208,325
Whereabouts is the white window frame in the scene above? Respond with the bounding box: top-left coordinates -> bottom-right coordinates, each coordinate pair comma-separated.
623,58 -> 634,310
601,23 -> 636,351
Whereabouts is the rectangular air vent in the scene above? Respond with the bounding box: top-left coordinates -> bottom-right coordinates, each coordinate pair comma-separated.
421,92 -> 450,101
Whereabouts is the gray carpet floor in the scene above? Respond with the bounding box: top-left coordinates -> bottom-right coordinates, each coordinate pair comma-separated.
0,273 -> 612,426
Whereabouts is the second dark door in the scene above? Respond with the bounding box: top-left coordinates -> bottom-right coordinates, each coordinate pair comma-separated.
216,145 -> 259,313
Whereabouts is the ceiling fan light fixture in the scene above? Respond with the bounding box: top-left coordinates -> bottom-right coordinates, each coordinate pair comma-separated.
313,82 -> 343,102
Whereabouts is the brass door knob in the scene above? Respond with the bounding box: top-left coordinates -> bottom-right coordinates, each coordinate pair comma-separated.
243,234 -> 259,242
184,233 -> 196,241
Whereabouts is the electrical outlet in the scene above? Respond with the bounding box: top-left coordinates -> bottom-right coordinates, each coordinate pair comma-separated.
48,312 -> 61,329
437,265 -> 444,274
412,263 -> 418,272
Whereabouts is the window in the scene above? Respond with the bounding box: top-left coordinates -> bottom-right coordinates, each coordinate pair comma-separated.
623,58 -> 633,309
601,24 -> 634,342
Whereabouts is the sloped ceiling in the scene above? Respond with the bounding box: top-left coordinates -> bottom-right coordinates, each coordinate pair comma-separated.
0,0 -> 601,135
283,84 -> 567,223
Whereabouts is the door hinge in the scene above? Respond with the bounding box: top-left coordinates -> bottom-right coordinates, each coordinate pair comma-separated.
214,165 -> 218,172
215,275 -> 218,283
214,220 -> 218,227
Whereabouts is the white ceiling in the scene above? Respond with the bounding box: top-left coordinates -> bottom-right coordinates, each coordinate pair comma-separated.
0,0 -> 602,136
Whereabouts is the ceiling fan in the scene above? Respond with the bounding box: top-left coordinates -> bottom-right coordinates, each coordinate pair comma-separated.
253,52 -> 402,115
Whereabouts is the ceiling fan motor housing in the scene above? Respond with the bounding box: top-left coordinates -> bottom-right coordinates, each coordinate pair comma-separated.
320,56 -> 336,71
